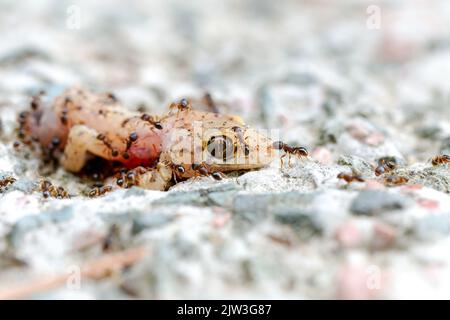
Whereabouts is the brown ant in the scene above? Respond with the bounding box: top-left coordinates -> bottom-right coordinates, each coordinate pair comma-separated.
39,180 -> 70,199
384,175 -> 409,186
374,157 -> 397,176
0,176 -> 16,189
272,141 -> 308,166
114,166 -> 151,189
141,113 -> 163,130
431,154 -> 450,166
124,131 -> 138,152
115,168 -> 137,188
191,163 -> 223,180
170,163 -> 186,183
88,185 -> 113,197
17,91 -> 47,145
337,172 -> 365,183
170,98 -> 192,113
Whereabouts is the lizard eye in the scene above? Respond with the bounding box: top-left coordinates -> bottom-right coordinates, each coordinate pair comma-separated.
207,135 -> 234,161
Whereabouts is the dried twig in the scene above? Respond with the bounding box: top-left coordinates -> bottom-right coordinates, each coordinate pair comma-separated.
0,246 -> 147,300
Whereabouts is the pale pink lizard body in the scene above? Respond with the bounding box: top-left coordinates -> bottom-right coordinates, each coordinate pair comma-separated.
19,88 -> 283,191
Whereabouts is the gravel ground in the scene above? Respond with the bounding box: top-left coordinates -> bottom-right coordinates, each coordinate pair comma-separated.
0,0 -> 450,299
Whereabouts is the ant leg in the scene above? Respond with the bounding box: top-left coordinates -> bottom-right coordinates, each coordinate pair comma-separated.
61,125 -> 111,172
280,154 -> 286,168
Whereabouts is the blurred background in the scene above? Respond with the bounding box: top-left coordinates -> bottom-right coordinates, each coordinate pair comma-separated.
0,0 -> 450,299
1,0 -> 449,160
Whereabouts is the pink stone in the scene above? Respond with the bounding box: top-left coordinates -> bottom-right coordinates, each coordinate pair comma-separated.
365,180 -> 385,190
336,264 -> 378,299
372,222 -> 396,250
211,211 -> 232,228
335,221 -> 362,248
311,147 -> 332,165
416,198 -> 439,210
364,132 -> 385,147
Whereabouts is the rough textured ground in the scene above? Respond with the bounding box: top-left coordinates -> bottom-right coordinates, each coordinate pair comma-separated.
0,0 -> 450,299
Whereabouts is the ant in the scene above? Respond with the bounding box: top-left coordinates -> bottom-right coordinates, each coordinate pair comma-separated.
337,172 -> 365,183
115,167 -> 144,188
431,154 -> 450,166
190,163 -> 223,181
384,175 -> 409,186
0,176 -> 16,189
88,185 -> 113,197
272,141 -> 308,166
170,98 -> 192,113
374,157 -> 397,176
141,113 -> 163,130
39,179 -> 70,199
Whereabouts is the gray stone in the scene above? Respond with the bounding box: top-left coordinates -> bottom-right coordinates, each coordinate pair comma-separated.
413,213 -> 450,239
0,47 -> 50,67
274,209 -> 321,238
440,136 -> 450,154
337,155 -> 374,176
318,119 -> 343,145
6,178 -> 37,193
405,166 -> 450,194
233,191 -> 319,223
7,206 -> 74,248
416,125 -> 442,139
121,187 -> 148,198
132,213 -> 175,235
153,183 -> 239,207
350,190 -> 412,216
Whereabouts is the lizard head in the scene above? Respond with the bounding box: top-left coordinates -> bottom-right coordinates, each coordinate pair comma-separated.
160,109 -> 279,178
